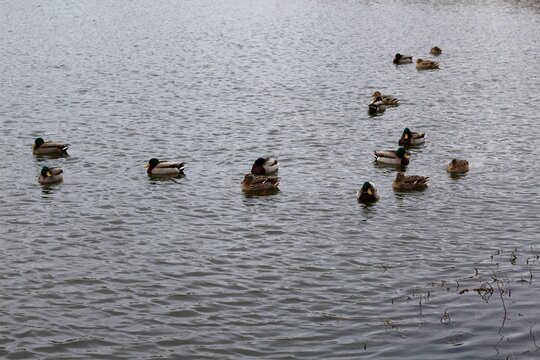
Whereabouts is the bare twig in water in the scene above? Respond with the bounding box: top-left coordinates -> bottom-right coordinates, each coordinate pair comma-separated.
510,248 -> 517,265
492,270 -> 508,334
530,323 -> 540,351
441,309 -> 450,325
474,282 -> 494,302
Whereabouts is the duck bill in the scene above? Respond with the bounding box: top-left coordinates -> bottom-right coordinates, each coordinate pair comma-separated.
32,144 -> 36,150
144,163 -> 150,168
404,154 -> 411,160
367,189 -> 373,195
46,171 -> 52,177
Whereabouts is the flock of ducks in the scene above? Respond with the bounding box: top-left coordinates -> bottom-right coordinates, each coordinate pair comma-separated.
359,47 -> 469,203
33,45 -> 468,200
33,135 -> 283,193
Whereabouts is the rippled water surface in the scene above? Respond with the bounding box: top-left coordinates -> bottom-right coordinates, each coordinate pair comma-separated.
1,0 -> 540,358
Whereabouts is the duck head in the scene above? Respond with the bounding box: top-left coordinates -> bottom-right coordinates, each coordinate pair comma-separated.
40,166 -> 52,177
145,158 -> 160,170
402,127 -> 411,140
33,137 -> 44,150
362,181 -> 374,195
396,147 -> 410,160
243,173 -> 255,183
251,158 -> 268,175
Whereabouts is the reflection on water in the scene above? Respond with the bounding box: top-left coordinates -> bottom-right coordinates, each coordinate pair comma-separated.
1,0 -> 539,359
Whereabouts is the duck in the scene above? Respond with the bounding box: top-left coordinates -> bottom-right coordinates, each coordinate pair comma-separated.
447,159 -> 469,173
393,53 -> 413,64
371,91 -> 399,106
392,172 -> 429,191
357,181 -> 380,202
38,166 -> 63,185
251,157 -> 279,175
145,158 -> 186,176
373,147 -> 410,166
416,58 -> 440,70
430,46 -> 442,56
241,173 -> 280,192
32,137 -> 69,156
368,96 -> 386,115
398,128 -> 426,147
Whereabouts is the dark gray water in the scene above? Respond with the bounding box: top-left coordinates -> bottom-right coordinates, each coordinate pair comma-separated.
1,0 -> 540,358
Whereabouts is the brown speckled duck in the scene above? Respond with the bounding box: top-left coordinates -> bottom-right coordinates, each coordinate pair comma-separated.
371,91 -> 399,106
392,172 -> 429,191
447,159 -> 469,173
430,46 -> 442,56
241,174 -> 280,193
416,59 -> 440,70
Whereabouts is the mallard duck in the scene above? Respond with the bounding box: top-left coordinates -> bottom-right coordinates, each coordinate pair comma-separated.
38,166 -> 63,185
251,157 -> 279,175
32,137 -> 69,156
447,159 -> 469,173
393,53 -> 413,64
392,172 -> 429,191
373,147 -> 410,166
145,158 -> 186,176
372,91 -> 399,106
430,46 -> 442,56
398,128 -> 426,147
368,96 -> 386,115
416,58 -> 439,70
241,173 -> 280,192
357,181 -> 379,202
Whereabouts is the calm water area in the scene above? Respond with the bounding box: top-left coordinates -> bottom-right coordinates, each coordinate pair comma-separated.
1,0 -> 540,358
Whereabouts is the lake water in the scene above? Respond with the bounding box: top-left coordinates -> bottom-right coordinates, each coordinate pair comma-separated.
1,0 -> 540,358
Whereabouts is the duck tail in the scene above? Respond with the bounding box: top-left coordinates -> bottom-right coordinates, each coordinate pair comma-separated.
177,163 -> 186,173
61,144 -> 70,155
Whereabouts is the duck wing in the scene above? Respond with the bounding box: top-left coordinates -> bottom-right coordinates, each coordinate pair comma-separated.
403,175 -> 429,186
373,150 -> 398,159
157,161 -> 186,171
49,167 -> 64,176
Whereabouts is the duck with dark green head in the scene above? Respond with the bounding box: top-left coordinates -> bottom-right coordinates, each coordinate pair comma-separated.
145,158 -> 186,176
416,58 -> 439,70
373,147 -> 410,165
398,127 -> 426,147
38,166 -> 63,184
368,96 -> 386,115
393,53 -> 413,64
357,181 -> 379,202
32,137 -> 69,156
